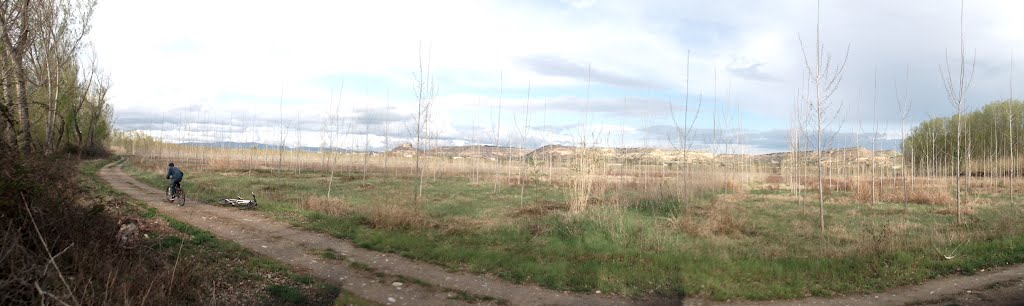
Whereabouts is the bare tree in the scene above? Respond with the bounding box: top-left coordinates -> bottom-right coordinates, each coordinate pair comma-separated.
295,112 -> 302,173
790,88 -> 807,205
799,0 -> 849,231
411,41 -> 437,204
72,48 -> 97,154
1009,50 -> 1015,208
34,0 -> 96,154
516,82 -> 531,206
84,71 -> 110,152
362,88 -> 370,181
383,89 -> 391,175
326,83 -> 345,198
939,0 -> 975,225
492,71 -> 503,194
667,50 -> 702,198
277,84 -> 289,172
569,66 -> 595,213
871,68 -> 879,205
895,66 -> 912,210
1,0 -> 35,153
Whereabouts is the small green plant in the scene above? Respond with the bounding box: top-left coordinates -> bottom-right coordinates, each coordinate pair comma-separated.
267,284 -> 309,304
320,249 -> 341,260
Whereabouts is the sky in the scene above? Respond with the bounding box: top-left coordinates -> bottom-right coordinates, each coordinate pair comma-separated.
91,0 -> 1024,154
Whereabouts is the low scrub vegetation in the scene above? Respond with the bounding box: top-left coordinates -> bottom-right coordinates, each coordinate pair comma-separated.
854,180 -> 954,206
120,154 -> 1024,300
0,155 -> 345,305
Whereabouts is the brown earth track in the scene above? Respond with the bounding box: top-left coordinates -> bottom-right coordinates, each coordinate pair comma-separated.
100,161 -> 1024,305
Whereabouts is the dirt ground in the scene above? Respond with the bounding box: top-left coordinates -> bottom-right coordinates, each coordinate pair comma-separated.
100,161 -> 1024,305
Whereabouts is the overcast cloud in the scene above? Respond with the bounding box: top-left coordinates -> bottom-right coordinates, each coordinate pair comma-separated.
92,0 -> 1024,154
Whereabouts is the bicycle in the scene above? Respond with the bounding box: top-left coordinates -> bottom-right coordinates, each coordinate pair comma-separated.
166,180 -> 185,206
220,192 -> 258,209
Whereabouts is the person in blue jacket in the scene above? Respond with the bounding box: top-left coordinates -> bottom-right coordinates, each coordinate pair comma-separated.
166,162 -> 185,198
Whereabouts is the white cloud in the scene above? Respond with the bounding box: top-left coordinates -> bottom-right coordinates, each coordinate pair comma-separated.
93,0 -> 1024,153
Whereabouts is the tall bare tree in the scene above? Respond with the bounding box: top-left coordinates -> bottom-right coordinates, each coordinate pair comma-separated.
939,0 -> 975,225
895,66 -> 912,210
34,0 -> 96,154
668,50 -> 702,198
1009,50 -> 1015,208
800,0 -> 849,231
277,84 -> 289,172
790,88 -> 807,205
326,83 -> 345,198
1,0 -> 35,153
411,41 -> 437,204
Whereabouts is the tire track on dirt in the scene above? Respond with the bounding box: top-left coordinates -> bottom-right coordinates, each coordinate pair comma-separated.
100,161 -> 676,306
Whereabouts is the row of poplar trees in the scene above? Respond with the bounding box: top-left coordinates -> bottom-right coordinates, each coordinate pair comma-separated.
1,0 -> 111,156
904,99 -> 1023,175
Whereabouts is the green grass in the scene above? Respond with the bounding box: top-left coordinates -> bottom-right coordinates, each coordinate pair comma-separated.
268,284 -> 310,304
334,292 -> 379,306
120,158 -> 1024,300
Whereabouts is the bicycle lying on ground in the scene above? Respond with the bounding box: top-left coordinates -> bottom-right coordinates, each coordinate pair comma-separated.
221,192 -> 258,209
166,179 -> 185,206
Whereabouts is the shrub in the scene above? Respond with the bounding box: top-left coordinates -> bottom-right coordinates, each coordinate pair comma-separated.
853,181 -> 953,206
0,154 -> 205,305
300,196 -> 352,216
364,203 -> 435,230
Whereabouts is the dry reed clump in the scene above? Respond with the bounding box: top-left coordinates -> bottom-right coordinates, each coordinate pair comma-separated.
801,177 -> 855,193
668,202 -> 752,238
364,204 -> 436,230
852,182 -> 953,206
208,158 -> 245,171
300,196 -> 353,216
935,193 -> 984,217
724,179 -> 745,194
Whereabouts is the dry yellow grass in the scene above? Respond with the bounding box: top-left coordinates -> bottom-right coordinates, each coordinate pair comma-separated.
299,196 -> 352,216
365,203 -> 435,230
853,181 -> 953,206
668,202 -> 751,238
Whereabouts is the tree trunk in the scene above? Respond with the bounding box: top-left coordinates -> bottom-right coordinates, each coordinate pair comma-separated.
15,63 -> 31,154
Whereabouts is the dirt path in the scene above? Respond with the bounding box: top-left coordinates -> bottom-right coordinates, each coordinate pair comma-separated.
100,161 -> 1024,305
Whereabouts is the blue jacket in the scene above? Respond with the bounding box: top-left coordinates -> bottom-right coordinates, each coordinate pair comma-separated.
166,166 -> 184,180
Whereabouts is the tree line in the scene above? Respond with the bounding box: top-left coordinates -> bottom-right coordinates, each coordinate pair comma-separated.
905,99 -> 1023,174
1,0 -> 111,156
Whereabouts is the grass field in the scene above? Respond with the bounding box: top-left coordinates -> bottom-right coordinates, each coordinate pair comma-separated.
117,154 -> 1024,301
81,159 -> 371,305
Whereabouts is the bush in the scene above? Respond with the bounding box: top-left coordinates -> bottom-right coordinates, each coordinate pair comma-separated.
0,152 -> 204,305
301,196 -> 352,216
853,181 -> 953,206
364,203 -> 435,230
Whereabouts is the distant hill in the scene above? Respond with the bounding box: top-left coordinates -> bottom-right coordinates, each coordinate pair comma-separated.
179,141 -> 902,168
180,142 -> 358,153
387,143 -> 525,160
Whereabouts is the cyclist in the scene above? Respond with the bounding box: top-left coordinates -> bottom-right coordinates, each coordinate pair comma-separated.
166,162 -> 185,200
